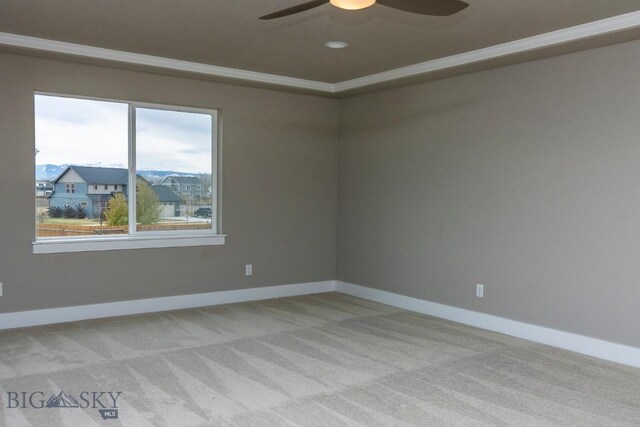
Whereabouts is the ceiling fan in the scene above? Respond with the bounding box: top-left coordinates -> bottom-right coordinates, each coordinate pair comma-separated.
260,0 -> 469,20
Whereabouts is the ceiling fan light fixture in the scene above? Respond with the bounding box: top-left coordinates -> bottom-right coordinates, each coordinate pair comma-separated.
329,0 -> 376,11
325,41 -> 349,49
259,0 -> 468,20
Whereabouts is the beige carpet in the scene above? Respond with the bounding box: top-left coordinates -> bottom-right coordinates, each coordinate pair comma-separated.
0,292 -> 638,426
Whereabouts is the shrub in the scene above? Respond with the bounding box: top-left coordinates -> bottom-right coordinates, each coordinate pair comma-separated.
104,193 -> 128,226
74,205 -> 87,219
48,206 -> 63,218
62,205 -> 76,219
37,209 -> 48,223
137,181 -> 162,225
58,203 -> 87,219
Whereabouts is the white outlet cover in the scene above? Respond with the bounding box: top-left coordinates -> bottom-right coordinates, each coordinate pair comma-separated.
245,265 -> 252,276
476,284 -> 484,298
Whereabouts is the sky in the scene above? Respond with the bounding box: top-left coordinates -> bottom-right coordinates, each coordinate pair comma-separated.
34,95 -> 212,173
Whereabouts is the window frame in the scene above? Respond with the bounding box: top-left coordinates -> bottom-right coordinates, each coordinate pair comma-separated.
33,92 -> 225,254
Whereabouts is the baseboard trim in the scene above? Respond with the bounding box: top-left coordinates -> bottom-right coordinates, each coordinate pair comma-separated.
3,279 -> 638,368
0,280 -> 336,331
336,281 -> 640,369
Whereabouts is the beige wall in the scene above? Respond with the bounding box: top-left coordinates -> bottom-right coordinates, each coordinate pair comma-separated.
337,39 -> 640,348
0,53 -> 338,312
2,39 -> 639,350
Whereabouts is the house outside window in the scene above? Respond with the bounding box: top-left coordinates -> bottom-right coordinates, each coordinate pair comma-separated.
160,176 -> 206,202
34,93 -> 223,253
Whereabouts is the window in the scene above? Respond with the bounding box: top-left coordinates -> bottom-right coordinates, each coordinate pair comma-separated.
34,93 -> 223,254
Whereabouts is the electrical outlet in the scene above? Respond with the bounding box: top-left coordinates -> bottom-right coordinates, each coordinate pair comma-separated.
245,264 -> 253,276
476,284 -> 484,298
0,282 -> 3,297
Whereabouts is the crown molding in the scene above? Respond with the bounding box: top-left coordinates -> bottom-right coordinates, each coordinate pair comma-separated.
1,10 -> 639,95
335,10 -> 640,92
0,31 -> 335,93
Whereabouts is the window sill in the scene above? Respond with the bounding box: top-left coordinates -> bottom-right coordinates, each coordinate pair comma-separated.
33,234 -> 226,254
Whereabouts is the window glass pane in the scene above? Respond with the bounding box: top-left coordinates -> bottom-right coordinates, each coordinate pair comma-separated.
135,108 -> 214,233
35,95 -> 129,239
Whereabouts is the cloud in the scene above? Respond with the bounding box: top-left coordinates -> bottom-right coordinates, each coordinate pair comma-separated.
136,108 -> 212,172
35,95 -> 127,126
35,95 -> 128,166
136,107 -> 211,140
35,95 -> 213,174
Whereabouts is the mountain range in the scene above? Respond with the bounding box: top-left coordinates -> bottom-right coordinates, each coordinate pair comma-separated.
36,164 -> 202,183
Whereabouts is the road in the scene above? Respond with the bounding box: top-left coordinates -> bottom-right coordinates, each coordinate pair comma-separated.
162,215 -> 211,223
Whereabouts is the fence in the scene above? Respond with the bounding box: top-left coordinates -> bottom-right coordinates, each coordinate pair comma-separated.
36,222 -> 211,238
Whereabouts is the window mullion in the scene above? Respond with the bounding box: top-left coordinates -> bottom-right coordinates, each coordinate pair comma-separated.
128,104 -> 137,235
213,111 -> 220,235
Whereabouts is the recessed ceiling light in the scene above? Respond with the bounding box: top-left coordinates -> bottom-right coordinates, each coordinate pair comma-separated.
325,41 -> 349,49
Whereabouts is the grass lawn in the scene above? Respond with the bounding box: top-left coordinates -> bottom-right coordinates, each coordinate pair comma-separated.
42,218 -> 102,226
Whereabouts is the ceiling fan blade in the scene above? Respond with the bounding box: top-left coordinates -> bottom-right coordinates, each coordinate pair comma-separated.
259,0 -> 329,20
377,0 -> 469,16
